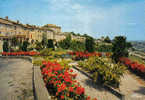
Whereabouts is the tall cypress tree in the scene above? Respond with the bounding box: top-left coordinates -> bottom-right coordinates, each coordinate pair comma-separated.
3,40 -> 9,52
85,36 -> 95,52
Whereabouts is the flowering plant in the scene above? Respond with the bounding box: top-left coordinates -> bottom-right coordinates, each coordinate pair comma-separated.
1,51 -> 40,56
40,61 -> 97,100
120,57 -> 145,75
68,51 -> 111,60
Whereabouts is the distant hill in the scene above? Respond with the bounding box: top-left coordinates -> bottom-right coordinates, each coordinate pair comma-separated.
131,41 -> 145,52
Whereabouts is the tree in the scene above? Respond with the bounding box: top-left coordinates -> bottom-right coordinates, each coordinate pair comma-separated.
11,37 -> 19,46
85,36 -> 95,52
47,39 -> 54,50
41,33 -> 47,48
104,36 -> 111,43
22,40 -> 29,51
35,40 -> 43,51
3,40 -> 9,52
112,36 -> 130,63
70,40 -> 85,52
58,34 -> 71,49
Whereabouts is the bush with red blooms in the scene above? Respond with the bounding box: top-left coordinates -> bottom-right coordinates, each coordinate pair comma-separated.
1,51 -> 40,56
40,61 -> 97,100
120,57 -> 145,76
68,51 -> 111,60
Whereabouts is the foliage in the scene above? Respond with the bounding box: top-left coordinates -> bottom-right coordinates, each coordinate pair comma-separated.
3,40 -> 9,52
33,60 -> 42,66
112,36 -> 130,63
85,36 -> 95,52
104,36 -> 111,43
11,37 -> 19,46
70,40 -> 85,52
120,57 -> 145,77
58,34 -> 71,49
96,44 -> 112,52
35,40 -> 43,51
41,61 -> 97,100
22,40 -> 29,51
40,48 -> 53,56
1,51 -> 40,56
41,33 -> 47,48
47,39 -> 54,50
78,56 -> 126,88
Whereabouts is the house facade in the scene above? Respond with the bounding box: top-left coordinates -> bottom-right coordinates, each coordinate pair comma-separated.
0,16 -> 63,43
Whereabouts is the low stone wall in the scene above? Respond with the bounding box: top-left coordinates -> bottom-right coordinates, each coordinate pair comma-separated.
33,66 -> 51,100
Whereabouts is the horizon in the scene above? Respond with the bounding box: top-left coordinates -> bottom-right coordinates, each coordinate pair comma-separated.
0,0 -> 145,41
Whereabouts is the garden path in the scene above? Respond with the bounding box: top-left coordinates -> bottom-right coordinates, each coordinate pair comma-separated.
119,72 -> 145,100
0,58 -> 34,100
71,66 -> 120,100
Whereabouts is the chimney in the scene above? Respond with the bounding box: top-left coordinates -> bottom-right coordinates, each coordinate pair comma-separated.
17,20 -> 19,24
5,16 -> 8,20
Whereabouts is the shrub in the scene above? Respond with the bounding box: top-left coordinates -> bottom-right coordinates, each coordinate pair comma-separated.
41,33 -> 47,48
47,39 -> 54,50
35,40 -> 43,51
3,40 -> 9,52
70,40 -> 85,52
78,56 -> 126,88
40,48 -> 52,56
58,34 -> 71,49
96,44 -> 112,52
40,61 -> 97,100
22,40 -> 29,51
104,36 -> 111,43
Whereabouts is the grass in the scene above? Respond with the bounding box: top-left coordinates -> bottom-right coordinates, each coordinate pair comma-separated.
129,55 -> 145,65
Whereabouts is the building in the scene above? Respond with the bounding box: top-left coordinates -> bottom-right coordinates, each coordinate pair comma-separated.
0,16 -> 63,43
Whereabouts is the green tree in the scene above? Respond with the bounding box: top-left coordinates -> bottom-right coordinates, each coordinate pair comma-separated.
47,39 -> 54,50
58,34 -> 71,49
85,36 -> 95,52
3,40 -> 9,52
22,40 -> 29,51
41,33 -> 47,48
70,40 -> 85,52
104,36 -> 111,43
112,36 -> 130,62
35,40 -> 43,51
11,37 -> 19,46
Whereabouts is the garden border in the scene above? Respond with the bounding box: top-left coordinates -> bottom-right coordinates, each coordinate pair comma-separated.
72,65 -> 126,100
0,56 -> 51,100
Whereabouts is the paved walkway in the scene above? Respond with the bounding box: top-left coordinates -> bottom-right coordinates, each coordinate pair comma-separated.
119,73 -> 145,100
0,58 -> 34,100
72,68 -> 120,100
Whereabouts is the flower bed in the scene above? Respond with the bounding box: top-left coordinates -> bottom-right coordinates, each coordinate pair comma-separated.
68,52 -> 111,60
1,51 -> 40,56
120,57 -> 145,76
78,56 -> 126,88
40,61 -> 97,100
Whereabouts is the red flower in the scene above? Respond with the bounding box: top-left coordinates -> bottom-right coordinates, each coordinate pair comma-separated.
86,96 -> 91,100
69,87 -> 74,92
70,69 -> 73,73
75,86 -> 84,95
61,95 -> 64,99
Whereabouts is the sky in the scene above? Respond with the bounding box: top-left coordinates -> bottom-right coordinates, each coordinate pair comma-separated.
0,0 -> 145,41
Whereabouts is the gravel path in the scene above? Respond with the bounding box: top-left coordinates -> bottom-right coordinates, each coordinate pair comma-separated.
72,68 -> 120,100
0,58 -> 34,100
119,73 -> 145,100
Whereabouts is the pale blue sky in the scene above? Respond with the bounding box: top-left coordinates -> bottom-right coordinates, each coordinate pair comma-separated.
0,0 -> 145,40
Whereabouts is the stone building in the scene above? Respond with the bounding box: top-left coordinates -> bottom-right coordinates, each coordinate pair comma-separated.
0,16 -> 63,43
